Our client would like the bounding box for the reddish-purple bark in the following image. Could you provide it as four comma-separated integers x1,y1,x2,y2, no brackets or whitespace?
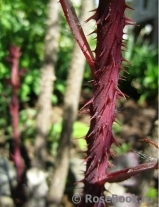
59,0,95,76
77,1,134,206
7,45,24,184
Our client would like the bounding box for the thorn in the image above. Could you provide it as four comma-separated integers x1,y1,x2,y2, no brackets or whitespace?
90,111,98,121
109,150,116,158
104,186,113,195
91,49,96,53
116,87,128,100
119,77,126,81
85,157,96,176
85,14,96,22
120,66,129,74
92,36,97,40
89,9,97,13
86,130,95,138
105,13,110,21
78,108,90,114
80,98,93,111
108,161,115,168
81,156,90,164
121,42,127,48
96,18,102,25
80,150,87,154
90,141,100,153
87,29,97,36
116,87,126,99
125,17,136,26
72,136,85,140
121,57,131,65
111,136,120,147
113,119,121,126
125,4,134,10
75,179,84,184
87,79,96,85
99,49,105,58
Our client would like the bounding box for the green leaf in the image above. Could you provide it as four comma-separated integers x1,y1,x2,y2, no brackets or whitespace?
146,187,158,199
73,121,88,150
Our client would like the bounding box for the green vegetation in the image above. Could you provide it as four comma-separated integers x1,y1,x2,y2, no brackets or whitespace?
114,143,132,155
146,187,158,199
73,121,88,150
122,36,158,103
48,120,88,155
0,0,157,152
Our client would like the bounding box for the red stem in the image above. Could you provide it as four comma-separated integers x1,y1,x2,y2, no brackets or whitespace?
8,45,24,184
59,0,96,77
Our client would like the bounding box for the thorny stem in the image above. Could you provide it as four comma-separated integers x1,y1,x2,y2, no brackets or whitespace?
7,45,24,184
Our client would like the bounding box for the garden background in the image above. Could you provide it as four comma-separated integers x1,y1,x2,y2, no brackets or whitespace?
0,0,158,207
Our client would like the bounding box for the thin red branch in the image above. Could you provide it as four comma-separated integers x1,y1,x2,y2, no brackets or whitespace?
139,138,159,149
8,45,24,184
59,0,96,77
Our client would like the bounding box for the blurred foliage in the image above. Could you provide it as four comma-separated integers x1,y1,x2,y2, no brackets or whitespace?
48,120,88,155
49,120,62,156
0,0,48,98
146,187,158,199
19,108,36,139
0,0,72,142
114,143,132,155
112,122,122,135
73,121,88,150
0,0,74,105
121,34,158,103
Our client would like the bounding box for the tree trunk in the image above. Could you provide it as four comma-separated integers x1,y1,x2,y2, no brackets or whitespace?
47,1,94,206
32,0,60,169
25,1,60,207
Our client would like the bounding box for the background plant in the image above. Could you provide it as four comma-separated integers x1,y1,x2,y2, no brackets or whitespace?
121,34,158,103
